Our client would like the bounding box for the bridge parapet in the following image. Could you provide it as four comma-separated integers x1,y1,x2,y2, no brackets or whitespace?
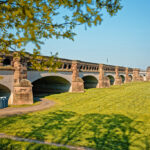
0,52,135,74
77,61,99,72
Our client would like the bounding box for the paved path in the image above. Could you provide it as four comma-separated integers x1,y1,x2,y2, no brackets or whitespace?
0,133,93,150
0,99,55,117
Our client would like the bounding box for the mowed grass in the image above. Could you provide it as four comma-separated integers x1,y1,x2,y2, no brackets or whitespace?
0,138,69,150
0,82,150,150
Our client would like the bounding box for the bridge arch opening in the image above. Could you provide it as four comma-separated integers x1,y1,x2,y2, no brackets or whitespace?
129,75,133,81
107,75,115,85
3,58,11,66
27,62,32,69
32,76,71,97
0,84,10,98
140,75,144,81
120,75,125,83
82,76,98,89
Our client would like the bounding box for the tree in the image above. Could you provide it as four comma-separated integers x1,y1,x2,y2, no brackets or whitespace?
0,0,122,70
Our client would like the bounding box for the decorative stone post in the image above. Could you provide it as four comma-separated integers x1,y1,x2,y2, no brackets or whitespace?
13,57,22,85
114,66,122,85
146,67,150,81
12,57,33,105
125,67,130,83
71,60,84,92
98,64,110,88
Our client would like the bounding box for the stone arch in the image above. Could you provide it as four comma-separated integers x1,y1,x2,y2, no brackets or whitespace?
3,58,11,66
68,64,71,69
139,75,144,81
142,74,147,81
28,71,72,84
63,64,67,69
120,75,125,83
0,83,11,98
129,75,133,81
107,75,115,85
32,76,71,97
82,75,98,89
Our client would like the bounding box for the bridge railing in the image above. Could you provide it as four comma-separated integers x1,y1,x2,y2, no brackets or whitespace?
78,62,99,72
0,53,137,74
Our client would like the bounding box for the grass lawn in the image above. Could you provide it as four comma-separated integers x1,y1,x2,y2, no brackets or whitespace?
0,82,150,150
0,138,69,150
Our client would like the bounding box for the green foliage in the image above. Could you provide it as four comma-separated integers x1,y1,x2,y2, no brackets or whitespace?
11,50,61,71
0,0,122,71
0,0,122,51
0,138,69,150
28,50,62,71
1,82,149,149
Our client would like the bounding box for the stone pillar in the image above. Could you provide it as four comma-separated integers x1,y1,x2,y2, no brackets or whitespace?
13,57,22,85
98,64,110,88
21,66,28,80
13,57,28,83
146,67,150,81
133,68,140,82
114,66,122,85
13,79,33,105
125,67,130,83
12,57,33,105
71,60,84,92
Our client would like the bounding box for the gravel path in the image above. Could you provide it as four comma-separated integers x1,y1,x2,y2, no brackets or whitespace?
0,98,55,117
0,133,93,150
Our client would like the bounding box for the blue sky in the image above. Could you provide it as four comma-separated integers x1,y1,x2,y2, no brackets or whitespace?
27,0,150,69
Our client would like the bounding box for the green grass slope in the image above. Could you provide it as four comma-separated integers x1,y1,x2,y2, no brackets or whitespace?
0,82,150,150
0,138,69,150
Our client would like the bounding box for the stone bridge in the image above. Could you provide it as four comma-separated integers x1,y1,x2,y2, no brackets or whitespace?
0,53,149,105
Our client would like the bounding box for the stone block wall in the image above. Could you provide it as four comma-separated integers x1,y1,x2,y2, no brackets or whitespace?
98,64,110,88
146,67,150,81
13,79,33,105
114,66,122,85
71,61,84,92
12,57,33,105
133,69,144,82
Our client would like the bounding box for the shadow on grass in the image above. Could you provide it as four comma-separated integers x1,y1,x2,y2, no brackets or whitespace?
0,111,149,150
0,138,69,150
